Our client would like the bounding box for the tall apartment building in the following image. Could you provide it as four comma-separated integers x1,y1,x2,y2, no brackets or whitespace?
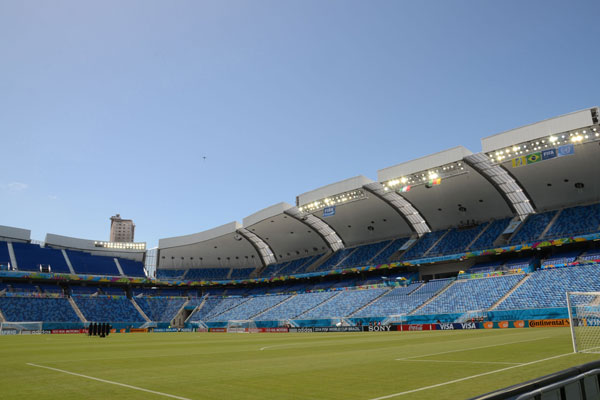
110,214,135,242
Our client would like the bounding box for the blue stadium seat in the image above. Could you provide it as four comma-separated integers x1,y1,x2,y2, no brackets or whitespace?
73,295,145,323
580,249,600,262
0,296,80,322
189,297,249,322
509,211,557,245
337,240,392,268
541,250,581,268
401,230,448,260
278,254,323,275
257,291,338,320
9,283,40,293
299,288,388,319
544,203,600,239
466,261,503,274
496,265,600,310
428,224,487,256
118,258,146,277
70,286,102,295
38,284,64,294
468,218,512,251
356,280,453,317
156,269,187,280
229,268,255,280
11,242,71,273
134,296,187,322
101,287,126,296
208,294,291,321
313,249,356,272
417,274,524,314
0,241,11,266
185,268,231,281
355,282,422,317
66,250,120,276
132,288,161,296
502,257,535,273
370,237,410,265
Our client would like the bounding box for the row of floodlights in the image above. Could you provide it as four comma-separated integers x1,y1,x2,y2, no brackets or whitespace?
299,190,366,213
384,162,465,189
94,241,146,250
489,127,599,162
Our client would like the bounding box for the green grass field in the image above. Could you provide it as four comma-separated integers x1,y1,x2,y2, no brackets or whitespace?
1,328,599,399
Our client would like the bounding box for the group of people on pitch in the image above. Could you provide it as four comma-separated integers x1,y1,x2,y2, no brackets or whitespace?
88,322,111,337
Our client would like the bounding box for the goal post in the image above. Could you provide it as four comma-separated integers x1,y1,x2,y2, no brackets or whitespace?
382,314,407,326
566,291,600,353
0,321,43,335
226,320,257,333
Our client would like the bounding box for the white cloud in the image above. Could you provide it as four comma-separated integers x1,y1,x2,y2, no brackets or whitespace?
48,194,59,200
2,182,29,193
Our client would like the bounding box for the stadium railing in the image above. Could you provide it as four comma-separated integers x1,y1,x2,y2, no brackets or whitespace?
472,359,600,400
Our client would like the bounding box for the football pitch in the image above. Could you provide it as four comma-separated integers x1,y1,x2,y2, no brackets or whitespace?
1,328,599,399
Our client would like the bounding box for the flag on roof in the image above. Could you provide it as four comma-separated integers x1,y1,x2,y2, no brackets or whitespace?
526,152,542,164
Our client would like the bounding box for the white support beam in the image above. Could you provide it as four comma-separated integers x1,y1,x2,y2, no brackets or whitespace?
464,153,534,220
363,182,431,236
236,228,277,266
284,207,344,252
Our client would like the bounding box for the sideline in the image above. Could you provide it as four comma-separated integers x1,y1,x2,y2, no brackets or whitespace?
26,363,192,400
369,352,573,399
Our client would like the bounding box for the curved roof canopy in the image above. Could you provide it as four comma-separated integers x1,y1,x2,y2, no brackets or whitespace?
158,222,266,269
378,147,515,230
157,107,599,270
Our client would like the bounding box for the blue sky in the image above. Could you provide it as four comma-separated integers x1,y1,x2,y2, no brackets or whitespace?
1,0,599,246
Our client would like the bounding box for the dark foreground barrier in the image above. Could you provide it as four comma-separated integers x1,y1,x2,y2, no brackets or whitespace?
472,360,600,400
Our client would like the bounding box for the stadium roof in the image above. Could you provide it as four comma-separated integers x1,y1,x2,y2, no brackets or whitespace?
0,225,31,242
481,107,600,212
157,107,600,270
297,176,418,245
158,222,267,270
378,146,515,230
243,202,339,262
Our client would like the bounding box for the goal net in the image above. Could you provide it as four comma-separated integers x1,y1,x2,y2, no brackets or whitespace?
382,314,407,326
0,321,43,335
455,310,485,323
227,320,257,333
566,291,600,353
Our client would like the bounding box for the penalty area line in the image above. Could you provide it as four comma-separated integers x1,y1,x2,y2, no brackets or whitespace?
369,352,574,400
26,363,192,400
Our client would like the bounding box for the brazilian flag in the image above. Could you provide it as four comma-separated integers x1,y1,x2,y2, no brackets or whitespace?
526,152,542,165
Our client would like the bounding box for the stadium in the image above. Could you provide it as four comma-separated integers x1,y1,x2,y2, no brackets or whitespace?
1,107,600,399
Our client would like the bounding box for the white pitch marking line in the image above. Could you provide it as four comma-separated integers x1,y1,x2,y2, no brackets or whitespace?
27,363,192,400
369,352,573,400
395,336,549,361
400,359,522,365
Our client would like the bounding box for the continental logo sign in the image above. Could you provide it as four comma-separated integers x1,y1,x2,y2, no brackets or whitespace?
529,319,570,328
